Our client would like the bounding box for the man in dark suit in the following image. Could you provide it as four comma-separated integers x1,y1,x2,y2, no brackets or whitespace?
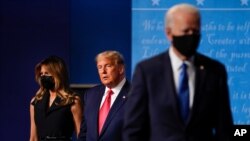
123,3,233,141
78,50,130,141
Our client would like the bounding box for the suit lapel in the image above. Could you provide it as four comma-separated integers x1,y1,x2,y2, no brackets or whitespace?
188,54,207,123
35,91,63,115
99,80,130,135
47,96,65,114
95,86,106,137
164,52,207,127
35,91,49,117
163,52,184,126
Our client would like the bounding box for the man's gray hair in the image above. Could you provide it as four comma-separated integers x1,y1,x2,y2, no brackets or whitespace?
165,3,200,29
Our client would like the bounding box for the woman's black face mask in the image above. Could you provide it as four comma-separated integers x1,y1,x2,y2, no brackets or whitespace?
172,34,201,58
40,75,55,90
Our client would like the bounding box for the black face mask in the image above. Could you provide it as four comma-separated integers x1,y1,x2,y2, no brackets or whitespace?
40,75,55,90
172,34,200,58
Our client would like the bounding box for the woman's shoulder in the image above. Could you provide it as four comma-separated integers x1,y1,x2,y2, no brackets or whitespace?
70,94,83,111
72,94,82,105
30,97,36,105
64,91,82,106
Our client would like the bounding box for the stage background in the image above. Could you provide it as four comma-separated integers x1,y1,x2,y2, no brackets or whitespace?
0,0,130,140
132,0,250,124
1,0,249,140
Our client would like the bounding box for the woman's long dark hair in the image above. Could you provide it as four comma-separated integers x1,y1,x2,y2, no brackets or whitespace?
34,56,75,106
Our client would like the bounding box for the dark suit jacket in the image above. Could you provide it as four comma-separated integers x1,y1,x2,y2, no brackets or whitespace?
123,51,233,141
78,80,130,141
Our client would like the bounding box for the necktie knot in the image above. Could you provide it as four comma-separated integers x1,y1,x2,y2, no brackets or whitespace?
181,63,187,71
107,89,114,97
179,63,188,91
106,89,113,103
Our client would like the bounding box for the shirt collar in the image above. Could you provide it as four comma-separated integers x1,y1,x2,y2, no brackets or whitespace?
105,78,126,95
169,47,194,70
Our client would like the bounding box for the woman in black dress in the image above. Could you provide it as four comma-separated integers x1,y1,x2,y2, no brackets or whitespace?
29,56,83,141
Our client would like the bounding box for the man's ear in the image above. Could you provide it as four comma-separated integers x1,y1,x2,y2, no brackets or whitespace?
119,65,125,75
166,27,173,41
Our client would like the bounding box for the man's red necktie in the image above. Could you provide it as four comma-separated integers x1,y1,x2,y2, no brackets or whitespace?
98,89,113,134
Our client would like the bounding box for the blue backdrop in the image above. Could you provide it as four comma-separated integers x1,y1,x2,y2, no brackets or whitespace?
132,0,250,124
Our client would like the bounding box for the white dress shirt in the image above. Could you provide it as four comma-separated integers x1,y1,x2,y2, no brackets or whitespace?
100,78,126,108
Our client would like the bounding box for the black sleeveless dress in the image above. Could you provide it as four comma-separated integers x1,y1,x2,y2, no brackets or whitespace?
32,92,74,141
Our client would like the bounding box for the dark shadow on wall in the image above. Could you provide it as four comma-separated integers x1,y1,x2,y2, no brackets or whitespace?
0,0,131,140
0,0,70,140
